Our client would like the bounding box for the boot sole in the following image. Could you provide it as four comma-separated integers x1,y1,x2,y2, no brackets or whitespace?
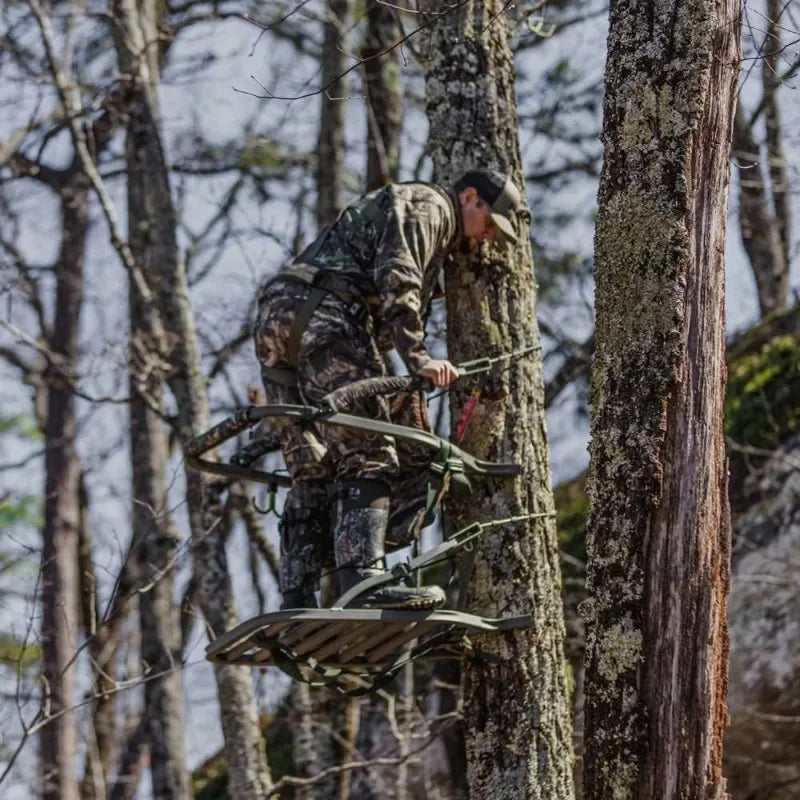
350,596,445,611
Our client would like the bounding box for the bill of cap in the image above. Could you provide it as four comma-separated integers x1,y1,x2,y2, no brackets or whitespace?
488,175,521,243
490,211,517,243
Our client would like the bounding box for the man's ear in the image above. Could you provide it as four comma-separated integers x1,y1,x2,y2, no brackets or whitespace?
458,186,478,207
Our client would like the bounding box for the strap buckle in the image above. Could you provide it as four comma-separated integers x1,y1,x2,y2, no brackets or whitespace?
430,457,465,475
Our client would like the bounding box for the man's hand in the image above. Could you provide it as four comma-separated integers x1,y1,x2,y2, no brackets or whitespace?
418,359,459,388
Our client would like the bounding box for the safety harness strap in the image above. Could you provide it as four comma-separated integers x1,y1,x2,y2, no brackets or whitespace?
261,266,366,387
286,286,327,366
261,365,297,387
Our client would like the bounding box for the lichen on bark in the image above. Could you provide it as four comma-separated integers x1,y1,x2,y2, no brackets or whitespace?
584,1,740,798
420,2,574,797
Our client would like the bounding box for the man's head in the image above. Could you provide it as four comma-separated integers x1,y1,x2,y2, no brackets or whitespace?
453,168,522,245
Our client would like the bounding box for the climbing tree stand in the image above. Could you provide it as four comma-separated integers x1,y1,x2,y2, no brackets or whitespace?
205,608,533,694
186,375,541,693
203,517,537,693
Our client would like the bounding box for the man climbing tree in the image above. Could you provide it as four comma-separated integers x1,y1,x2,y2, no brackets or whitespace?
254,169,522,610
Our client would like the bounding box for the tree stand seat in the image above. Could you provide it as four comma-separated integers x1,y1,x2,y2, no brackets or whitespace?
205,608,534,694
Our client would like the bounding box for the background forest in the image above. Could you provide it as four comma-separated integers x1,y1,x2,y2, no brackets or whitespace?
1,0,798,798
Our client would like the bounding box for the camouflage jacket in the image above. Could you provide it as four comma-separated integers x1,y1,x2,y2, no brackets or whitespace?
286,182,461,373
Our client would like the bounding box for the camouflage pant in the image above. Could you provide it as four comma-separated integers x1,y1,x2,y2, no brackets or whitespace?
253,275,443,592
254,276,399,482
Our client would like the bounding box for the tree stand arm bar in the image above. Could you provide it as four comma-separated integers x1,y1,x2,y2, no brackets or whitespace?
185,404,522,484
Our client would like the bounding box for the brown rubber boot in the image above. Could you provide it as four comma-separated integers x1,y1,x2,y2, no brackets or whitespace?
332,478,445,610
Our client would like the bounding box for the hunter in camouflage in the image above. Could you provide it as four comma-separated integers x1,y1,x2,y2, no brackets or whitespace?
253,169,522,610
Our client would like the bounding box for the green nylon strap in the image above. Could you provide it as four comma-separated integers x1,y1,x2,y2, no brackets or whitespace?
263,269,366,376
261,365,297,387
286,286,327,367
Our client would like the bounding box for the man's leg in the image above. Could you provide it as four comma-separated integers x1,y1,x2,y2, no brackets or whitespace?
297,313,445,610
278,480,331,609
255,281,334,609
385,389,446,550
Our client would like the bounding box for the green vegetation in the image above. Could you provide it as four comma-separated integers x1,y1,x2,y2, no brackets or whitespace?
0,413,42,440
0,633,41,670
552,304,800,544
554,472,588,580
0,494,42,529
725,320,800,448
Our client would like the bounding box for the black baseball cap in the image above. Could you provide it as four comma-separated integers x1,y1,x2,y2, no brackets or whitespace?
455,168,522,243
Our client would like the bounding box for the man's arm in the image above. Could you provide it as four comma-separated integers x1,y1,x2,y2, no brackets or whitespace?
418,359,459,387
373,193,454,376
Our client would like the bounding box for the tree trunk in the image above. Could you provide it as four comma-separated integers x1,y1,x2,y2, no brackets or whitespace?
316,0,351,225
113,3,189,796
762,0,791,270
420,3,575,797
128,323,187,799
78,473,117,800
112,2,273,794
39,177,88,800
732,105,787,317
362,1,403,190
583,1,740,798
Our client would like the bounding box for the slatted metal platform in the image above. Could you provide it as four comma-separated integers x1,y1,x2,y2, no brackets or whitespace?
206,608,534,686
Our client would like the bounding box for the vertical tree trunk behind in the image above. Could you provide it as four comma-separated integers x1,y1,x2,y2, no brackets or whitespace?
362,2,403,190
294,8,359,788
117,5,188,792
316,0,351,225
732,106,787,317
39,177,88,800
127,304,187,799
112,1,273,794
78,474,120,800
420,3,575,798
583,1,740,798
763,0,791,270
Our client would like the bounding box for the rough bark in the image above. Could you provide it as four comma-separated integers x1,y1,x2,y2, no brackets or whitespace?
362,1,403,190
420,3,574,797
39,176,88,800
583,1,740,798
316,0,351,225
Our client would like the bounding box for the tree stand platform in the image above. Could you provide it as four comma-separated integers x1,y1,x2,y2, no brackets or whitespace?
205,607,534,693
186,377,549,693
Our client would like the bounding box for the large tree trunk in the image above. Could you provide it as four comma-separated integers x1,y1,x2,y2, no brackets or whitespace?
112,1,273,794
362,1,403,190
420,3,575,798
39,176,88,800
583,1,740,798
128,316,187,799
